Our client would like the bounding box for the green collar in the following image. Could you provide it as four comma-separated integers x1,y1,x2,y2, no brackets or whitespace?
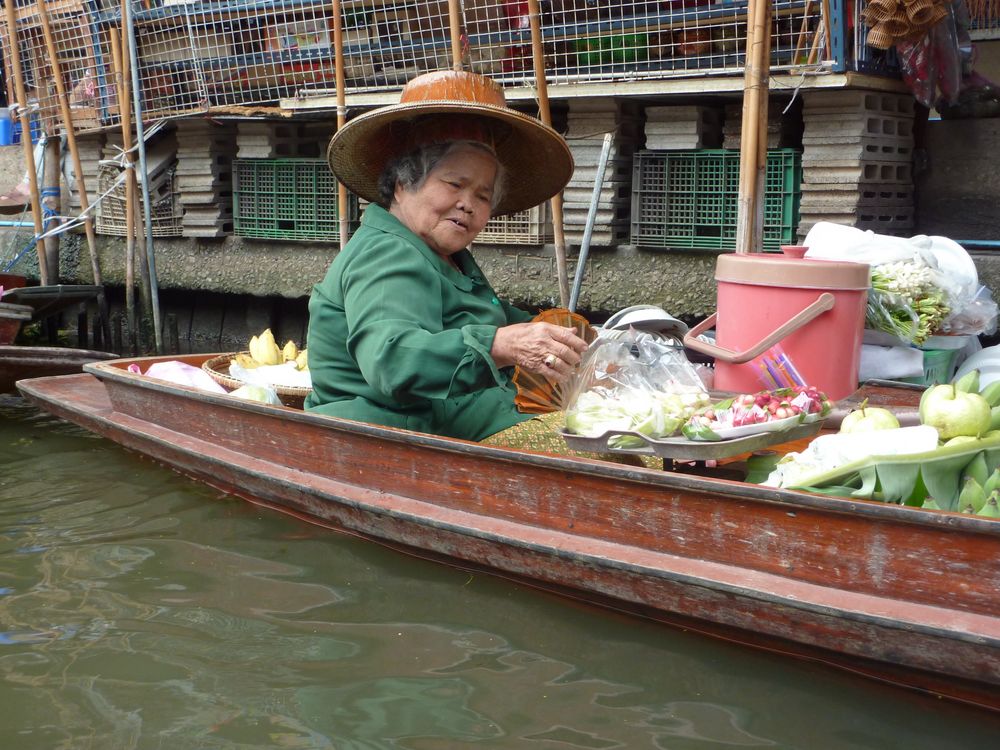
361,204,478,291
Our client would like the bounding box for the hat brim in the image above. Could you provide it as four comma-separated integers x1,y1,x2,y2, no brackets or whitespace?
328,101,574,217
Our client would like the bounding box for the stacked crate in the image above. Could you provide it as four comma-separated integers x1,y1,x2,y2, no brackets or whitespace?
643,106,722,150
67,132,105,219
236,121,332,159
722,103,784,150
95,130,182,237
236,121,303,159
175,119,236,237
562,100,640,246
798,91,915,238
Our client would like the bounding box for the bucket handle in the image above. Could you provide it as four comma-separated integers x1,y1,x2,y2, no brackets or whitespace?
683,292,836,364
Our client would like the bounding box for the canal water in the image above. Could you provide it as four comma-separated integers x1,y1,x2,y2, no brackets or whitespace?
1,395,998,749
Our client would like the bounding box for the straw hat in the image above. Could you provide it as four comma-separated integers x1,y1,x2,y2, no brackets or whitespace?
327,70,574,216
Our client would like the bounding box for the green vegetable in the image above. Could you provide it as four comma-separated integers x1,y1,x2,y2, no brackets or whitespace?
789,435,1000,511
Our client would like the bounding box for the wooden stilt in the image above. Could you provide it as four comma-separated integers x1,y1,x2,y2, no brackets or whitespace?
2,2,50,284
35,0,111,343
109,28,137,353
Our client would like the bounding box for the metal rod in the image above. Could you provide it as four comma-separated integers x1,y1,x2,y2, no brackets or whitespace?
569,133,613,314
2,0,50,284
36,0,111,342
331,0,350,248
526,0,569,308
124,0,164,353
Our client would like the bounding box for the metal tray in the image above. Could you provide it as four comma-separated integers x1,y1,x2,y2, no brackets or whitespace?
559,420,824,462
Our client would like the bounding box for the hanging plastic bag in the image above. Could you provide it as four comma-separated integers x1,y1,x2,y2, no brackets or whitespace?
563,330,710,447
896,4,963,108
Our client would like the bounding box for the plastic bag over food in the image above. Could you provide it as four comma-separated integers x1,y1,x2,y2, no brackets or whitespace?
230,360,312,390
229,383,282,405
563,330,710,447
132,360,228,393
803,222,978,343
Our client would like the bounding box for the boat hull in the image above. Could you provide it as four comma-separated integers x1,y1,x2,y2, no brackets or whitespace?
1,345,116,393
16,357,1000,712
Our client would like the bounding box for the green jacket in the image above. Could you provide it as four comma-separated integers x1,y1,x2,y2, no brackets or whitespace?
305,204,534,440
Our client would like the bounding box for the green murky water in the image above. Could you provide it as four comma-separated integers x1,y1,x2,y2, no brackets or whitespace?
1,395,998,749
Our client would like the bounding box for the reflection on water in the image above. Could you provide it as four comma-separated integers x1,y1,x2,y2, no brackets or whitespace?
1,394,999,749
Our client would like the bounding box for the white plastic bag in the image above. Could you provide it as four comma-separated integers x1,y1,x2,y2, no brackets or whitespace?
140,361,228,394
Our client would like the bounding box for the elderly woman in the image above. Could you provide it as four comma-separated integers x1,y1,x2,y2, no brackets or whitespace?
306,71,588,441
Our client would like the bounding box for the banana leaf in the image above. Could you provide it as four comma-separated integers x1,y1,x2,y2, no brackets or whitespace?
791,434,1000,511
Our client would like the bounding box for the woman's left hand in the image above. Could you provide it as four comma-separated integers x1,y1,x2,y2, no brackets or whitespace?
490,322,589,382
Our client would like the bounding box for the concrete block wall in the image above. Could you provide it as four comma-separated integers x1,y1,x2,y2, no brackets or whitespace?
798,90,916,238
562,99,639,247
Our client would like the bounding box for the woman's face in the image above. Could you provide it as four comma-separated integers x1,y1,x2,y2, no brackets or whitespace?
391,144,498,257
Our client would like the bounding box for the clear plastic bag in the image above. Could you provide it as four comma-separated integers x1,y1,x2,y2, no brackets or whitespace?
940,286,999,336
897,5,963,108
563,330,710,446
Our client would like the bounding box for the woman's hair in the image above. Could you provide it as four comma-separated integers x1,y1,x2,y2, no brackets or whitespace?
377,140,506,211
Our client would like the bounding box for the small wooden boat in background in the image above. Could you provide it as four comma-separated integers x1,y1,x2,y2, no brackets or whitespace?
0,301,32,345
0,345,116,393
15,353,1000,713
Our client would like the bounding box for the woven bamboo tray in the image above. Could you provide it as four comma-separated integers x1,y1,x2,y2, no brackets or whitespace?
202,352,311,409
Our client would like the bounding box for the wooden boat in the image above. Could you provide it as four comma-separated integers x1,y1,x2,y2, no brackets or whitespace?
0,345,117,393
15,353,1000,712
0,300,32,345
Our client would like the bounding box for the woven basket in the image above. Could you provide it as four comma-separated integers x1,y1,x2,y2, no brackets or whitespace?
866,23,896,50
202,352,312,409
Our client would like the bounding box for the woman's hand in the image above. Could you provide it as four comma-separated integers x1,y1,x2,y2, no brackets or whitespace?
491,322,590,382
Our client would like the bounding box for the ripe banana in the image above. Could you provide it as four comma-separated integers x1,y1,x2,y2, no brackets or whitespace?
249,328,282,365
295,349,308,371
282,340,299,362
233,353,261,369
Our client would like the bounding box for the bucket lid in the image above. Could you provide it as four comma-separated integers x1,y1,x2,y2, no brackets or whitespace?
715,253,870,290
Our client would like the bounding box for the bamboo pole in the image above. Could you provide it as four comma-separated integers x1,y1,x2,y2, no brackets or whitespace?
793,0,814,65
752,7,772,255
2,2,51,284
120,8,151,335
735,0,771,255
526,0,569,308
123,0,164,353
109,28,137,353
331,0,350,248
36,0,112,342
447,0,462,70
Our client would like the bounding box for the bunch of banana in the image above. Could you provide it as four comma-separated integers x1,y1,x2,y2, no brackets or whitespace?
945,466,1000,517
248,328,283,365
280,339,309,371
237,328,309,371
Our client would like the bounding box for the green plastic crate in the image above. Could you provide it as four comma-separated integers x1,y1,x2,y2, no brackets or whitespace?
234,158,358,242
630,149,801,252
899,348,959,386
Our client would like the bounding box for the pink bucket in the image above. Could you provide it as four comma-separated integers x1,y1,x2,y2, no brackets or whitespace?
684,250,870,401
